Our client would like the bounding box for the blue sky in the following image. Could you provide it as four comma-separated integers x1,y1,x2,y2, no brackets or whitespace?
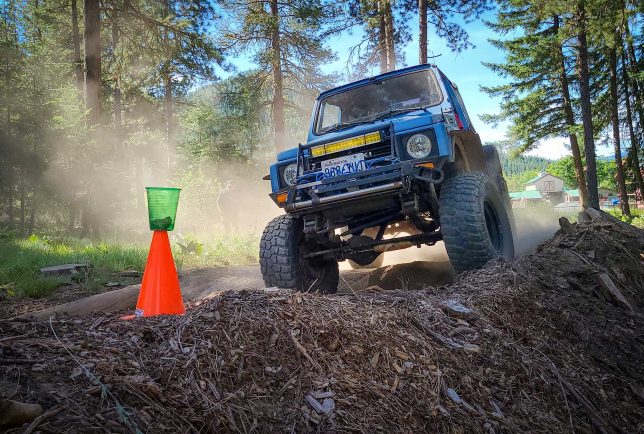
217,8,614,160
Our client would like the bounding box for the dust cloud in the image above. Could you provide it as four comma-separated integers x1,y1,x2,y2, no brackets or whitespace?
339,206,562,276
511,207,561,257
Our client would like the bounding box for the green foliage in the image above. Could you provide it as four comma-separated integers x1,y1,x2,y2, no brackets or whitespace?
497,151,551,177
481,2,573,154
547,156,578,188
548,155,617,190
0,233,146,297
488,143,551,191
0,230,259,298
607,209,644,229
505,170,541,192
483,0,642,207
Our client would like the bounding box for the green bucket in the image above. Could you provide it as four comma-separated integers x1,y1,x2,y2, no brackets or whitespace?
146,187,181,231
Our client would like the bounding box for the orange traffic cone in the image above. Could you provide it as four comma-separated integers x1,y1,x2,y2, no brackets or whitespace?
134,230,185,317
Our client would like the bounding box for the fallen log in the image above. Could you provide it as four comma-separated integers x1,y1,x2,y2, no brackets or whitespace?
0,399,43,428
14,284,141,321
597,273,636,314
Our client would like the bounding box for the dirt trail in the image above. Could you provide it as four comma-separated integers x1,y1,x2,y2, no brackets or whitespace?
1,210,642,433
186,206,557,295
183,257,454,295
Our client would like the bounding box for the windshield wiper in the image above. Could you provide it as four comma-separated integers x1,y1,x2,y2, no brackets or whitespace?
323,119,374,134
370,106,427,123
322,106,428,134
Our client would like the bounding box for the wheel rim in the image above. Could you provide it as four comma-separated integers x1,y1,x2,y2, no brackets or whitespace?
484,200,502,252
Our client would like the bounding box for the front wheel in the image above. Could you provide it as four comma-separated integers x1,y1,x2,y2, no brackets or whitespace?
439,172,514,272
259,215,339,294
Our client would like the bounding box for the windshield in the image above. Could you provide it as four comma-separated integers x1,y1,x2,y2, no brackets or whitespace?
315,69,443,135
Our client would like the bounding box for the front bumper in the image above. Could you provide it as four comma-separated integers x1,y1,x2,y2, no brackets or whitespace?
270,159,445,213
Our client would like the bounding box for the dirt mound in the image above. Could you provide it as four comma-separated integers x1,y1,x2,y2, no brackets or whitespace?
368,260,455,290
1,211,643,433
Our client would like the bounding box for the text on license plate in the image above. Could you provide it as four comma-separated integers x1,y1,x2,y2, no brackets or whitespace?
321,153,366,178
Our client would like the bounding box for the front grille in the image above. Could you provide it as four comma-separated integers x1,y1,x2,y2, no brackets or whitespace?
307,138,392,172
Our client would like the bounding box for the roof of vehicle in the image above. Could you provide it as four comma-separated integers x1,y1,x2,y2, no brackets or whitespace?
317,64,442,100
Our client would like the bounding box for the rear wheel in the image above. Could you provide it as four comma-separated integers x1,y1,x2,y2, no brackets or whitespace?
260,215,339,294
439,172,514,272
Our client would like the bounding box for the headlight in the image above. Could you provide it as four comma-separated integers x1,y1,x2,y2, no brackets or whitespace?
406,133,432,159
282,163,298,186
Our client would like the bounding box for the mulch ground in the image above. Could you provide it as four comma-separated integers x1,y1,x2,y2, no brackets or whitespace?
1,210,643,433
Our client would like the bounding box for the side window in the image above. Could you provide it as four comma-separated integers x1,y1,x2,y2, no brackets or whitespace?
319,103,341,130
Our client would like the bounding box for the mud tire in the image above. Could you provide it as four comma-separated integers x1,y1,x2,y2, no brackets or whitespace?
439,171,514,272
260,214,339,294
483,145,512,210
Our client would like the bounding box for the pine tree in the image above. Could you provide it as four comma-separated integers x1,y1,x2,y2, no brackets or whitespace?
346,0,411,75
220,0,339,153
404,0,491,63
481,1,589,207
574,1,600,209
84,0,101,125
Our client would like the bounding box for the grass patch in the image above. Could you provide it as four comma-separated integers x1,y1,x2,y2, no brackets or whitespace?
0,231,259,298
17,276,68,298
607,208,644,229
0,233,148,298
173,232,260,269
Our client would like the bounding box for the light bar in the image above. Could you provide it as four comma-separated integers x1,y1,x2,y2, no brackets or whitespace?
311,131,382,157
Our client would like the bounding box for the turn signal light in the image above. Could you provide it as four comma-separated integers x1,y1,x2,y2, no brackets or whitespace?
415,162,435,169
276,192,288,204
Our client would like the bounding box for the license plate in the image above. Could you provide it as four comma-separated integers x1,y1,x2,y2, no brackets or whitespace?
321,153,366,178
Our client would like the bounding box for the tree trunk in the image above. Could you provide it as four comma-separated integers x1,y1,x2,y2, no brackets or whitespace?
164,72,173,165
622,52,644,199
4,36,13,229
71,0,83,90
135,156,144,211
112,8,122,152
162,0,174,165
378,1,387,73
68,195,77,232
383,0,395,71
270,0,285,153
554,15,587,208
609,43,630,215
84,0,101,125
7,184,14,230
624,22,644,137
19,173,25,234
28,194,35,235
575,3,599,209
418,0,427,64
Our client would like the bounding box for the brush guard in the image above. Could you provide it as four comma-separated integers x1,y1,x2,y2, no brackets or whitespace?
274,159,445,213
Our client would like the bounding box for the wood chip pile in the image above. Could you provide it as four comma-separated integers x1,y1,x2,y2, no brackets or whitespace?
1,210,643,433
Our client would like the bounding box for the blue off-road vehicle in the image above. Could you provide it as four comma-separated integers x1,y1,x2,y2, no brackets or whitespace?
260,64,514,293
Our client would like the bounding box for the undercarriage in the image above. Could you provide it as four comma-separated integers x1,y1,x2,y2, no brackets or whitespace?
294,164,445,266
